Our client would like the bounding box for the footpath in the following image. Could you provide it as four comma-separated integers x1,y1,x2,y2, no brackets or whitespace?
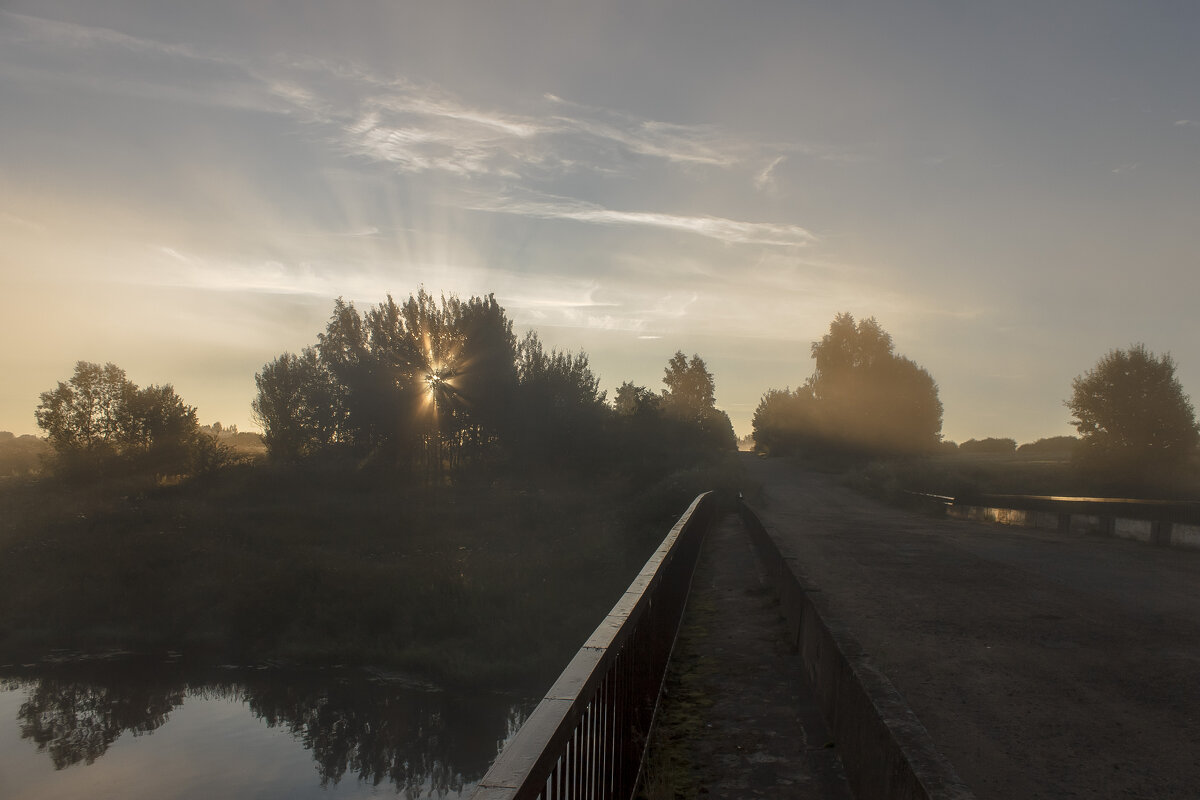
642,512,853,799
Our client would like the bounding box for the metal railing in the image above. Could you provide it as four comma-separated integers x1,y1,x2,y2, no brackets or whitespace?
471,492,714,800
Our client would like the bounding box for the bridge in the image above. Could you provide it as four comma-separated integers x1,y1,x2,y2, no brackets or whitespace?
472,454,1200,798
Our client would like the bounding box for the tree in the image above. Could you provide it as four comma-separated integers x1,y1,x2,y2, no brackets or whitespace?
1067,344,1199,477
807,313,942,454
754,313,943,456
959,437,1017,454
35,361,213,477
751,387,817,455
512,332,608,467
614,382,660,417
253,291,520,472
252,348,342,461
661,352,716,424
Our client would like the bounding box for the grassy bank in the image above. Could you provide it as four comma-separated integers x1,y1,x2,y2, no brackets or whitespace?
0,459,739,692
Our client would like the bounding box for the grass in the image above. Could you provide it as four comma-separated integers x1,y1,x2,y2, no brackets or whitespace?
0,456,743,693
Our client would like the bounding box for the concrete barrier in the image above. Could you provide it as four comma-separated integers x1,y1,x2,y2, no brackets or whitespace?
741,500,974,800
1113,518,1153,543
949,504,1200,551
1173,523,1200,549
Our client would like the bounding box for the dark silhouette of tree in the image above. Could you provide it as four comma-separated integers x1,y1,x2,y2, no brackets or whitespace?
656,352,736,457
1067,344,1199,480
614,382,660,417
253,291,742,483
0,431,50,477
1016,436,1078,457
753,313,942,456
661,352,716,424
959,437,1017,454
35,362,216,477
751,387,818,456
511,332,608,468
252,348,342,461
254,291,519,473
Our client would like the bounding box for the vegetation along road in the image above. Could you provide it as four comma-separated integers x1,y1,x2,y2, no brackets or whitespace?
746,455,1200,799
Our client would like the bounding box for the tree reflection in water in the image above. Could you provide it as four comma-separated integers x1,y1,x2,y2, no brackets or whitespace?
17,673,184,768
3,662,526,796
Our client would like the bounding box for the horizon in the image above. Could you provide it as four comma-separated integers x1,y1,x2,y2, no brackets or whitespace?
3,2,1198,442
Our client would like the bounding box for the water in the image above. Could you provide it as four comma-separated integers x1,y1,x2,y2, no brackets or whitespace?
0,657,527,800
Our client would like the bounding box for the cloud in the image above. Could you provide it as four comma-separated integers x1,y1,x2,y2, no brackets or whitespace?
0,10,199,59
470,196,817,247
1175,120,1199,128
754,156,786,191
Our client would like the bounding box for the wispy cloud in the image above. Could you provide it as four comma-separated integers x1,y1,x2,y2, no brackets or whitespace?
1,10,199,59
470,196,817,247
754,156,786,191
3,12,826,253
1175,120,1199,128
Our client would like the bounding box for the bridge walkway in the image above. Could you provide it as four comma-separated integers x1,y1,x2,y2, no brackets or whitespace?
742,454,1200,799
641,511,853,799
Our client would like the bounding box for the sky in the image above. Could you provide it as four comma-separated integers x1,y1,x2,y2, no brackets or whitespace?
2,0,1198,442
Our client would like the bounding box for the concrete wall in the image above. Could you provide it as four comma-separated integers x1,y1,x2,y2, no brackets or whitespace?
1113,518,1152,543
948,505,1200,550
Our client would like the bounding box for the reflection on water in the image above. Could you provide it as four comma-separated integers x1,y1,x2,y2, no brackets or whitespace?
0,657,526,799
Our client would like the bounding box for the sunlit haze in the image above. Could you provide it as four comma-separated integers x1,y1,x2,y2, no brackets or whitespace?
3,1,1198,442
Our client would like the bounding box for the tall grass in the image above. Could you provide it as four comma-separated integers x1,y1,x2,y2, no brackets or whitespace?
0,461,729,692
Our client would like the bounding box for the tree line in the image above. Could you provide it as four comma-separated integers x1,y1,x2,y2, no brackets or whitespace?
752,313,1199,486
27,296,1199,488
251,289,735,479
30,289,735,482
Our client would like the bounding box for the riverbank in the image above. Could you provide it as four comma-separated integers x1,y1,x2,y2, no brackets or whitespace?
0,460,738,693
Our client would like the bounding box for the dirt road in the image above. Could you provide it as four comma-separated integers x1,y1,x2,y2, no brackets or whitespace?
745,455,1200,799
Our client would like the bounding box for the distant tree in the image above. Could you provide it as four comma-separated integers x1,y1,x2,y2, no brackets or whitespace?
659,352,736,455
959,437,1017,454
1016,436,1078,457
1067,345,1199,478
751,387,818,455
753,313,942,457
0,432,49,477
512,332,608,467
252,348,342,461
614,382,660,417
661,352,717,424
808,313,942,454
35,361,214,477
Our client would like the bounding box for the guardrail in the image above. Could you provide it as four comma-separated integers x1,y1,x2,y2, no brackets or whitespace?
471,492,715,800
945,493,1200,549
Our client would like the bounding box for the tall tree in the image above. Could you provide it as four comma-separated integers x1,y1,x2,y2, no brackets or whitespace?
755,313,942,455
661,352,716,424
252,348,342,461
36,361,212,476
1067,344,1199,477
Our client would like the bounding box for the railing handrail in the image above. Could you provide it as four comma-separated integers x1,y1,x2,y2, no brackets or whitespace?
472,492,714,800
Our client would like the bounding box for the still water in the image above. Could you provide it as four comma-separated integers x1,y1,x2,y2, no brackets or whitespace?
0,656,527,800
